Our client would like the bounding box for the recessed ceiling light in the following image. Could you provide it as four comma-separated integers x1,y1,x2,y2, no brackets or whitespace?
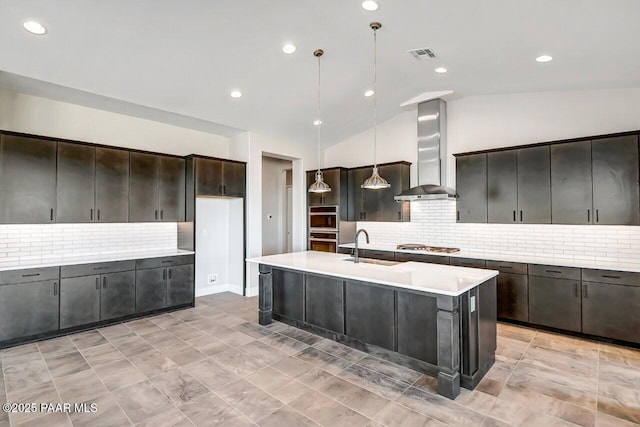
313,119,322,126
364,89,375,97
230,90,242,98
23,20,47,35
361,1,379,11
282,43,297,54
536,55,553,63
435,67,448,74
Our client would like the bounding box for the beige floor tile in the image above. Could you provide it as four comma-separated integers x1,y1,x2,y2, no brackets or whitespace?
44,351,91,378
313,339,367,363
93,358,147,391
54,368,108,403
79,342,124,369
211,348,265,377
355,355,422,385
37,336,77,357
374,401,447,427
5,381,61,425
238,340,289,365
129,348,178,377
113,380,172,424
315,375,391,418
245,366,310,403
216,378,284,423
395,386,486,427
179,392,254,427
295,347,352,375
290,390,371,427
3,358,51,394
150,368,209,405
136,406,193,427
259,333,309,355
338,364,409,400
182,358,240,390
259,406,319,427
68,392,131,427
71,330,108,349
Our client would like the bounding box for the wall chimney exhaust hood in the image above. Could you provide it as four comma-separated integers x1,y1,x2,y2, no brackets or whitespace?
395,99,457,201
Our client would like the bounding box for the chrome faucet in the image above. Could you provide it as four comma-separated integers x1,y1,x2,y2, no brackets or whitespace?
353,229,370,263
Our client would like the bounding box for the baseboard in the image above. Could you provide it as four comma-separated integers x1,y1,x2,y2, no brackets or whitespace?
195,283,244,297
245,286,258,297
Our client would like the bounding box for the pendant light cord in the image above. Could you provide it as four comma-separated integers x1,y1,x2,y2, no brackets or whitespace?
373,26,378,168
316,53,322,173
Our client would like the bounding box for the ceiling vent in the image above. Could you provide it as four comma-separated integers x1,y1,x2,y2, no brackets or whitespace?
408,47,436,60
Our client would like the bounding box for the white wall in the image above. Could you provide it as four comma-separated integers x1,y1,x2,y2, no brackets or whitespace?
261,156,292,256
0,88,230,157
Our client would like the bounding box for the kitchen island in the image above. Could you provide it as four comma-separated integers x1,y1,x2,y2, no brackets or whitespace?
247,250,499,399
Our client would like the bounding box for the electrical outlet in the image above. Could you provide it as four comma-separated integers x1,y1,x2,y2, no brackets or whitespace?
207,274,218,285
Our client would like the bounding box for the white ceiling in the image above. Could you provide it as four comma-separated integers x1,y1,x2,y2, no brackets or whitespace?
1,0,639,146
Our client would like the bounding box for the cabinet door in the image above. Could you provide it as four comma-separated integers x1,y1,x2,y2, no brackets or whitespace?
272,269,304,321
582,282,640,344
305,274,344,334
56,142,95,223
345,281,395,351
528,276,581,332
307,171,323,206
195,158,223,196
167,264,194,306
0,134,57,224
321,169,341,206
130,152,159,222
487,151,517,223
551,141,593,224
60,276,101,329
456,154,487,223
592,135,640,225
95,147,129,222
397,291,438,364
517,146,551,224
0,280,59,342
136,268,167,312
362,174,380,221
348,168,368,221
496,273,528,322
376,164,409,222
100,271,135,321
222,161,246,197
158,156,185,221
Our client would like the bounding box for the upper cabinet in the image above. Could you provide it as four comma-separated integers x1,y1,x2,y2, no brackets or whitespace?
307,168,348,218
56,142,96,223
0,134,57,224
130,152,185,222
347,162,411,222
95,147,130,222
194,157,246,198
456,131,640,226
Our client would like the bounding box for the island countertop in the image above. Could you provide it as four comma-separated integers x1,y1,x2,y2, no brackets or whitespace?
247,250,498,297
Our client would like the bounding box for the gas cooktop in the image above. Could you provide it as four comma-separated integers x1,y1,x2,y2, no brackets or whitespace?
396,243,460,254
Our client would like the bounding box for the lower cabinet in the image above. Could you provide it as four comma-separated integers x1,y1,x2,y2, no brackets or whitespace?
528,276,581,332
345,281,395,351
0,279,59,342
135,258,195,313
60,275,101,329
396,291,438,364
101,271,136,321
136,268,168,313
272,269,304,321
395,252,450,265
582,281,640,344
496,273,529,322
305,274,345,334
167,264,195,306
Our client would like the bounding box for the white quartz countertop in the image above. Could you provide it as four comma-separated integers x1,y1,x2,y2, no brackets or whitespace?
340,242,640,273
0,249,195,272
247,251,498,297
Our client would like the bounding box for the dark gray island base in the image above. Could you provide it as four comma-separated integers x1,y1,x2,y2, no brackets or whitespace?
258,263,497,399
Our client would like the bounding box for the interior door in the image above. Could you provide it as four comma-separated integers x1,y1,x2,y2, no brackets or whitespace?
158,156,185,221
130,152,160,222
517,146,551,223
487,151,517,223
0,134,58,224
551,141,593,224
95,147,130,222
100,271,136,321
56,142,96,223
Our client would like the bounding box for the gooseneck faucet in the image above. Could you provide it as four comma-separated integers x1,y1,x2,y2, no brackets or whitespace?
354,229,370,263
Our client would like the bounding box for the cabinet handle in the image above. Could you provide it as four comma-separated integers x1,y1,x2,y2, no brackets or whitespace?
457,211,460,221
574,283,579,298
513,210,516,222
163,269,166,280
596,209,599,223
587,209,590,222
155,210,158,220
397,212,401,220
583,284,588,298
50,208,54,221
160,210,164,220
97,209,100,221
499,265,513,269
93,266,108,271
602,274,621,279
161,260,173,264
223,185,227,194
90,209,93,221
53,282,58,296
95,277,99,290
520,210,523,222
545,269,562,274
168,269,172,279
103,277,107,289
22,273,40,278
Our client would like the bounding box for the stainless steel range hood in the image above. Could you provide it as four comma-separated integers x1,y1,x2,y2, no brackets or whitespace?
395,99,457,201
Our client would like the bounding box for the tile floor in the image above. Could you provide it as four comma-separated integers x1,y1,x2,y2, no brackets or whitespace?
1,292,639,426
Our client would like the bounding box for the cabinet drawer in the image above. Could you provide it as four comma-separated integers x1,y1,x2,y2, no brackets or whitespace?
528,264,581,280
394,252,450,265
0,267,60,285
61,260,136,278
581,269,640,286
337,247,353,255
485,261,527,275
136,255,195,270
359,249,395,261
450,257,486,268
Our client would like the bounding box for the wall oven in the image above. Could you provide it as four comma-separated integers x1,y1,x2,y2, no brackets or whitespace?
308,206,338,229
309,230,338,253
308,206,355,253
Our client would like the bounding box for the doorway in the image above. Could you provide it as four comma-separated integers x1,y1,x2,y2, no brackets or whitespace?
261,156,293,256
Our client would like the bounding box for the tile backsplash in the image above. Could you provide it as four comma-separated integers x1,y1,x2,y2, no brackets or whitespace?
0,223,178,267
357,200,640,263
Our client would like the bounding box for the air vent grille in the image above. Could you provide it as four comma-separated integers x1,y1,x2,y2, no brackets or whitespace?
408,47,436,60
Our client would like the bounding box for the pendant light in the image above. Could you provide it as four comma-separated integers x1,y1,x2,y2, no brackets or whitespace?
308,49,331,194
362,22,390,190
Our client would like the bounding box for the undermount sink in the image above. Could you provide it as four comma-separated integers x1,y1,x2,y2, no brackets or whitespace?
343,257,399,266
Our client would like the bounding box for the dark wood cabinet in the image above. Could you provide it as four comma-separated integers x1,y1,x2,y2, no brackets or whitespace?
135,267,167,313
0,134,57,224
95,147,130,222
347,163,410,222
582,282,640,344
345,281,395,351
100,271,136,321
496,272,528,322
528,276,581,332
272,269,304,321
348,168,370,221
195,157,245,197
167,264,194,306
56,142,96,223
305,274,344,334
130,152,185,222
0,279,59,342
591,135,640,225
60,275,101,329
517,146,551,224
487,151,517,223
396,291,438,364
551,141,593,224
307,168,348,216
394,252,450,265
456,153,487,223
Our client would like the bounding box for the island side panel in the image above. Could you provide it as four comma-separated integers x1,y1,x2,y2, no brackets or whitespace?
436,295,461,399
396,291,438,365
478,277,497,376
345,280,395,351
258,264,272,325
305,274,345,334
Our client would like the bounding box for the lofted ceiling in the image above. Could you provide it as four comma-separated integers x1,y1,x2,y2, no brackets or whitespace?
1,0,639,147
